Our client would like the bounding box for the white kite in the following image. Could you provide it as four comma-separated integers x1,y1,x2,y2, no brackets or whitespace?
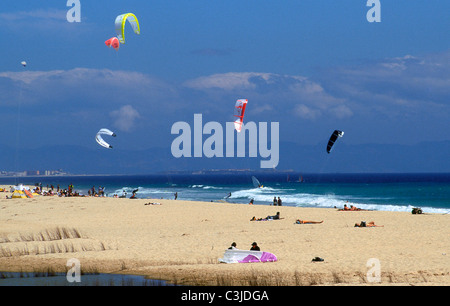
96,128,116,149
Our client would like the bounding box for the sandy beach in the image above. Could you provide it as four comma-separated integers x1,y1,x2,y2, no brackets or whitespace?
0,185,449,286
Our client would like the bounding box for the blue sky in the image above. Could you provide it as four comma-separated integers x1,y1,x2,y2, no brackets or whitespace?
0,1,449,173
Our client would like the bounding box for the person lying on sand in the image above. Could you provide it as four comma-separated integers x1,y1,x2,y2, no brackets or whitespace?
144,202,162,205
250,212,283,221
338,204,367,211
354,221,383,227
350,205,367,211
295,219,323,224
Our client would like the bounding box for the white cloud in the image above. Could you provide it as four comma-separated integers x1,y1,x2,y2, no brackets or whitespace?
183,72,273,90
294,104,321,120
0,9,67,21
319,50,450,119
0,8,93,36
0,68,176,108
183,71,352,120
110,105,141,132
252,104,273,114
330,105,353,119
0,70,64,85
2,50,447,140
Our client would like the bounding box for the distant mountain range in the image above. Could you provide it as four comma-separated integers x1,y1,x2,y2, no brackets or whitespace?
1,140,449,175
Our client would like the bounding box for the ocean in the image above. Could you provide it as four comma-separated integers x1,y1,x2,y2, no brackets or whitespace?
2,172,450,214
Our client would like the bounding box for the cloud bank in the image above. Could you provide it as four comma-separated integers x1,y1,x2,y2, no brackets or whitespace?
1,50,449,148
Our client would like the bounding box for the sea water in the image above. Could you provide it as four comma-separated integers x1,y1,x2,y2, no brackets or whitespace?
2,172,450,214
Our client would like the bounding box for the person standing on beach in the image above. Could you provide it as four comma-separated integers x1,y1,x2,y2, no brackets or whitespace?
174,192,178,200
277,197,282,206
273,197,277,206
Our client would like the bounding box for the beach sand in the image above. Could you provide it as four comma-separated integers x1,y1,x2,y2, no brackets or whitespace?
0,185,449,286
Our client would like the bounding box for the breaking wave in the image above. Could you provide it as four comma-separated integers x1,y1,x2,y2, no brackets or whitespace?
105,183,450,214
189,185,224,190
228,188,449,214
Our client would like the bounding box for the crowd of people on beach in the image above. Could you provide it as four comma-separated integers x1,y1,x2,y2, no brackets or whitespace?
3,183,110,198
41,184,108,197
40,183,97,197
88,186,106,197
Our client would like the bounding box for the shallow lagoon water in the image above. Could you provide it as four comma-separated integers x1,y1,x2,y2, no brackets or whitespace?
0,272,173,286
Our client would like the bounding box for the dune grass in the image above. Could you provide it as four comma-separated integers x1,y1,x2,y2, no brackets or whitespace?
0,227,109,258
